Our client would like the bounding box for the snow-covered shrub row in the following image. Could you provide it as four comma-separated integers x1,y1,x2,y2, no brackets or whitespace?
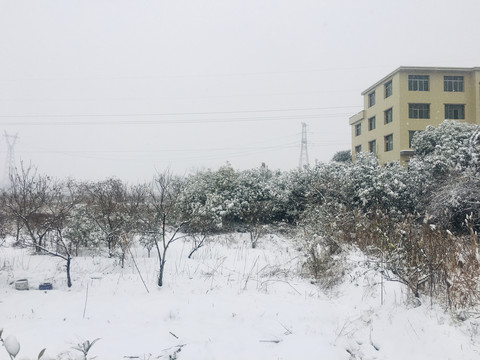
0,121,478,305
302,120,480,308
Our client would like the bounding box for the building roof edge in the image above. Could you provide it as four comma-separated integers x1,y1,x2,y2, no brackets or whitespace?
361,66,479,95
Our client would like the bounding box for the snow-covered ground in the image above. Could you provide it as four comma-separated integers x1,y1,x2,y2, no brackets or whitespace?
1,233,479,360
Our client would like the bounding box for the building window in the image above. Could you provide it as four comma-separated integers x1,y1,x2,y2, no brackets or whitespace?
355,145,361,154
368,91,376,107
384,108,393,124
355,123,361,136
368,140,376,153
444,76,464,92
368,116,376,131
384,134,393,152
409,103,430,119
384,80,392,98
409,130,419,148
445,104,465,119
408,75,429,91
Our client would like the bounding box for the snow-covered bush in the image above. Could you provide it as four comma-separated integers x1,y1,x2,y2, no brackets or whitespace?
410,120,479,175
347,152,416,216
182,164,243,231
331,149,351,163
426,171,480,233
410,120,480,233
235,166,277,247
267,167,313,225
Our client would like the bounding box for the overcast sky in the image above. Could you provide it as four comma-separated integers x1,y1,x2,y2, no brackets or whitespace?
1,0,479,183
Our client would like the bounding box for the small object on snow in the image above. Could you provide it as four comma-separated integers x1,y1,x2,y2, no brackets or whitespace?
456,311,469,322
14,279,29,291
39,282,53,290
408,297,422,308
4,335,21,357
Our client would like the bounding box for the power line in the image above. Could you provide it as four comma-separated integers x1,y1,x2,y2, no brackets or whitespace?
0,65,392,82
0,105,359,119
0,113,355,126
18,142,299,164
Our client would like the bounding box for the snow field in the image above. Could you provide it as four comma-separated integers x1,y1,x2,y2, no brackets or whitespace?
1,233,479,359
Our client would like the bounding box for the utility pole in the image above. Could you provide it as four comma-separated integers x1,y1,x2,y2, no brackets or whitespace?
299,123,309,168
3,131,19,184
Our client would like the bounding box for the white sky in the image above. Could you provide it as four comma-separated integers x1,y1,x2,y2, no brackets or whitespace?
1,0,479,183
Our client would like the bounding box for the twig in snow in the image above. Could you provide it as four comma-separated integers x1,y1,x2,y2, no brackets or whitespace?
260,279,301,295
123,233,150,294
407,319,419,338
169,331,179,339
278,321,293,335
83,282,89,319
259,339,282,344
243,256,259,290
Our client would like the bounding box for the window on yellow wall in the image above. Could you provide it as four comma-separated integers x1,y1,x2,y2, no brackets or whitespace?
409,103,430,119
368,91,375,107
368,140,376,153
384,80,392,98
384,134,393,152
384,108,393,124
408,75,429,91
355,145,361,154
368,116,376,130
355,123,361,136
444,76,464,92
445,104,465,119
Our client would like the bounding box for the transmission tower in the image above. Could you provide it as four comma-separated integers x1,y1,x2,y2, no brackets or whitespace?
299,122,309,168
3,131,19,183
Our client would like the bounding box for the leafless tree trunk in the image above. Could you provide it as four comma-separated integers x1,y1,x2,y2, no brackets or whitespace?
139,172,187,287
187,233,208,259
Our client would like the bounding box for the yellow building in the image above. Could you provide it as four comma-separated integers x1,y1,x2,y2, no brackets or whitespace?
349,66,480,164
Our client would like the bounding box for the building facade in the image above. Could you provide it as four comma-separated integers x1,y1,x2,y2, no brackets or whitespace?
349,66,480,164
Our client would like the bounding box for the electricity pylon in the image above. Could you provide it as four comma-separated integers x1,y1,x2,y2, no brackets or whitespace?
3,131,19,184
299,123,309,168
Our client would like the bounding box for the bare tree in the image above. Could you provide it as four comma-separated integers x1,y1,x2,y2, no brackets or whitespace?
34,180,81,287
82,178,129,259
3,164,82,287
0,192,9,244
139,172,187,287
119,183,147,267
180,205,215,259
3,163,53,252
